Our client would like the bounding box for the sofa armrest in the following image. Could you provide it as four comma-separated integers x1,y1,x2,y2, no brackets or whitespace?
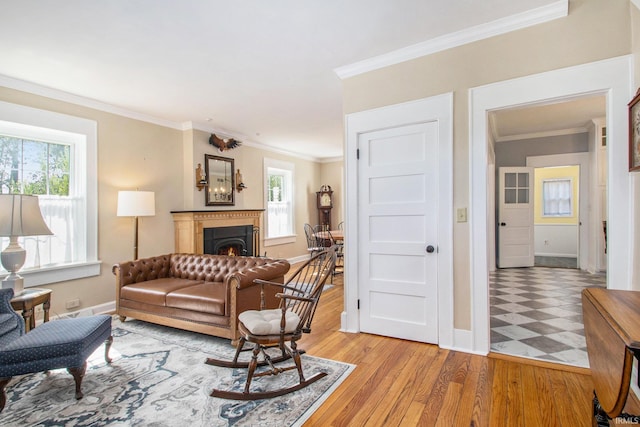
112,255,172,287
227,259,291,290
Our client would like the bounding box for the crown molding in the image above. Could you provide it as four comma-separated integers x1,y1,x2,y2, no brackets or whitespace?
632,0,640,11
495,126,588,143
183,121,328,163
0,74,183,130
0,75,341,163
335,0,568,79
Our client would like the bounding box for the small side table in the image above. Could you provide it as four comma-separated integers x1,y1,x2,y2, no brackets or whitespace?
10,288,52,332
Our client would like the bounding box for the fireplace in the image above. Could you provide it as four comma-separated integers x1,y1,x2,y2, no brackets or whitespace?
203,225,255,256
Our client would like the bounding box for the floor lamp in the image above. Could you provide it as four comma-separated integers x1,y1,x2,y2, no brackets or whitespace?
117,191,155,260
0,194,53,295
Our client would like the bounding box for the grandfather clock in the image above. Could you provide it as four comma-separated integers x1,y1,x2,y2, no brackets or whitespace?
316,185,333,230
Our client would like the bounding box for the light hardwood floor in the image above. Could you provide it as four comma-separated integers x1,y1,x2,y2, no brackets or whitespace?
298,277,597,426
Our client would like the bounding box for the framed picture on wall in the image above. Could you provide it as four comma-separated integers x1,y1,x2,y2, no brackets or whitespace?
628,88,640,172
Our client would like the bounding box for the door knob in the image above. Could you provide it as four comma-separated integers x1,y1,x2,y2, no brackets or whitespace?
426,245,435,253
500,222,506,226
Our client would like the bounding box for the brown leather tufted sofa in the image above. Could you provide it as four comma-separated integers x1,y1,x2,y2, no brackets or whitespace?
112,253,290,342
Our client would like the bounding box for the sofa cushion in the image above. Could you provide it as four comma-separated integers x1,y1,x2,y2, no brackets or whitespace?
239,309,300,335
166,282,226,316
120,278,203,306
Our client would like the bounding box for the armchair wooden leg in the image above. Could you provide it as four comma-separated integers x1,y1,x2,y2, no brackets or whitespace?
68,362,87,400
0,377,11,412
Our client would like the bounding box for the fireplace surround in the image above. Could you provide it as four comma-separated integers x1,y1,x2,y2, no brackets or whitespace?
171,210,263,254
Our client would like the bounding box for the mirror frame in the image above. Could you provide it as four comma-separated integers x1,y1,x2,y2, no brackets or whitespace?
204,154,235,206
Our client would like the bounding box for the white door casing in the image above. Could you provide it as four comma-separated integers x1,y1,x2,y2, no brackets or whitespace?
470,55,632,355
358,122,439,343
343,93,454,348
498,167,534,268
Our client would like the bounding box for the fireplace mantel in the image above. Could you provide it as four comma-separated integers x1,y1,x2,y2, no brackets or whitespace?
171,210,263,254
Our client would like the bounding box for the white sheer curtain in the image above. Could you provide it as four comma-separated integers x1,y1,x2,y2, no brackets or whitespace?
542,179,572,216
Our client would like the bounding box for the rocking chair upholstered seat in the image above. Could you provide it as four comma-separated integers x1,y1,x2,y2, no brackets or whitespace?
238,309,300,335
207,246,337,400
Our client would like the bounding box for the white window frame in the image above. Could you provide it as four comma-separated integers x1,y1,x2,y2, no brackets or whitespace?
263,158,295,246
542,177,573,217
0,101,99,287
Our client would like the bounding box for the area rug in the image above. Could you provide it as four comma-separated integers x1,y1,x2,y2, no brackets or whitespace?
0,317,354,426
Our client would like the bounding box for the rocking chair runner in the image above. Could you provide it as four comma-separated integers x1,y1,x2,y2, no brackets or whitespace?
207,246,337,400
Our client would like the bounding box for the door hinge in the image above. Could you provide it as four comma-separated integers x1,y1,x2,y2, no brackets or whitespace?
356,148,360,159
357,299,360,309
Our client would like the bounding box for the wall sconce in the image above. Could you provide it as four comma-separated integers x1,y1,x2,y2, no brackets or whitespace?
196,163,207,191
236,169,247,192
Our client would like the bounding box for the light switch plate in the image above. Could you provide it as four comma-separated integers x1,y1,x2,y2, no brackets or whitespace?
457,208,467,223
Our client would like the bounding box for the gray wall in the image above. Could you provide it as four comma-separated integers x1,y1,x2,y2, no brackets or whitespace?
495,132,589,168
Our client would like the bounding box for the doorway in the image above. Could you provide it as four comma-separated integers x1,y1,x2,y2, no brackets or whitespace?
469,55,632,355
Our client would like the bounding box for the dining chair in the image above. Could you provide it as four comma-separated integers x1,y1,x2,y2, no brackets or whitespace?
327,229,344,280
304,223,325,258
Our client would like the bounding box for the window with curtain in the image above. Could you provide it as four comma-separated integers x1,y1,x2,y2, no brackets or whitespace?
542,178,573,217
264,158,295,244
0,101,98,285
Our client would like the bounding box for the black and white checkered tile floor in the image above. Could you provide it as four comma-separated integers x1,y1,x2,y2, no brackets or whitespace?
490,267,606,367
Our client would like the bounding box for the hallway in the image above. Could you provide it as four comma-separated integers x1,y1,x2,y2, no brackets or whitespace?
489,267,606,367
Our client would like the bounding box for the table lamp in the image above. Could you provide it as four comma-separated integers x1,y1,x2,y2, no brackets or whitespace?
117,190,155,260
0,194,53,295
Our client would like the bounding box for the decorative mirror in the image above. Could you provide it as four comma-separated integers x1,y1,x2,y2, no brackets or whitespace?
205,154,234,206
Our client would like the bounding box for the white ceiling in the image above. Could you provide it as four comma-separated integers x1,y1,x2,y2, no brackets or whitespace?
1,1,564,160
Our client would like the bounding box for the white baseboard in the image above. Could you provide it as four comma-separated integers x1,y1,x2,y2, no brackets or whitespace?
438,328,487,355
50,301,116,321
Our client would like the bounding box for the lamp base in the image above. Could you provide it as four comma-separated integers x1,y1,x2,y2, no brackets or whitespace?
2,274,24,296
1,238,27,296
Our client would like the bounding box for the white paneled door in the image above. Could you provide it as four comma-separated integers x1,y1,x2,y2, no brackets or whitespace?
358,122,439,343
498,167,534,268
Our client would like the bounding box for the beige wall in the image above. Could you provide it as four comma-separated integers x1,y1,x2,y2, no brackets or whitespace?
0,88,328,317
342,0,633,329
185,132,324,259
0,86,182,317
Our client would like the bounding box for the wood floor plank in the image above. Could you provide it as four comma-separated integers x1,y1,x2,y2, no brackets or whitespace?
292,271,596,426
524,363,563,427
506,362,524,426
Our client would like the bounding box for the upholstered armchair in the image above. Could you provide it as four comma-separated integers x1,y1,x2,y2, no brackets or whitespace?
0,289,25,347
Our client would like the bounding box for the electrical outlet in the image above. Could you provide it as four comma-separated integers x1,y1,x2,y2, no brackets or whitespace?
65,299,80,309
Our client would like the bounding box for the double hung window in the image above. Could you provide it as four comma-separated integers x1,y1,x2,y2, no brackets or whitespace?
0,101,98,285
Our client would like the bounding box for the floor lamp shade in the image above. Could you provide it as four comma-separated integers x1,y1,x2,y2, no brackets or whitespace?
117,191,156,260
117,191,156,217
0,194,53,295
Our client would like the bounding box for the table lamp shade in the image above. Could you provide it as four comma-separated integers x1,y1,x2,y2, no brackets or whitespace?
0,194,53,296
0,194,53,237
117,191,155,217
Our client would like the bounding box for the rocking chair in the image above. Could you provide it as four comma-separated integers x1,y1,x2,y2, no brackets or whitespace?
207,246,337,400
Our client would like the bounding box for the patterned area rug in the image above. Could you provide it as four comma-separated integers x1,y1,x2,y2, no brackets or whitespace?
0,317,354,426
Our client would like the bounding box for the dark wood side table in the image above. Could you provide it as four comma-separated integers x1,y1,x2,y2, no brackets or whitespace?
10,288,52,332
